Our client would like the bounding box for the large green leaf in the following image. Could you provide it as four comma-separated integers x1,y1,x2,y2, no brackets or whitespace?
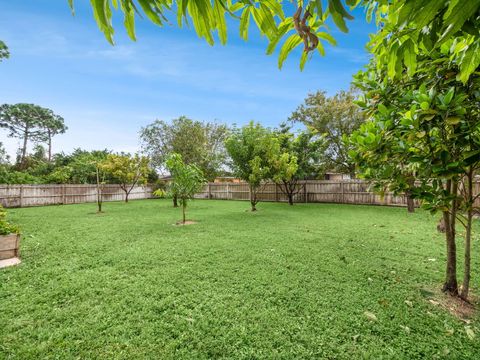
458,40,480,83
278,34,302,69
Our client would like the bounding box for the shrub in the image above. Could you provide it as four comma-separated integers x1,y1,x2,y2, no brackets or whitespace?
0,205,20,235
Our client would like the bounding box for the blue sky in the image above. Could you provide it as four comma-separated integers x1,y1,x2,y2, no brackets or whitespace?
0,0,376,158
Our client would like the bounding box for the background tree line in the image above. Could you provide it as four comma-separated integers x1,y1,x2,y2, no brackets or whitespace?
1,89,363,188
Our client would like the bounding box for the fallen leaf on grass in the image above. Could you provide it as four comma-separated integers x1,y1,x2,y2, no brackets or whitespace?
445,328,454,336
400,325,410,334
465,326,475,340
404,300,413,307
364,311,378,322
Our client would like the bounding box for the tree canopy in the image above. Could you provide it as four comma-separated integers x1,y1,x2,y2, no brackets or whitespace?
225,121,282,211
165,152,206,224
140,116,229,180
290,89,363,176
349,18,480,299
0,104,51,168
272,124,326,204
76,1,480,75
101,153,150,202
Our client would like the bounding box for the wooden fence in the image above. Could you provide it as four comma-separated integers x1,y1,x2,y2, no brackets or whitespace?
2,180,480,209
194,180,480,208
0,184,153,208
194,180,415,207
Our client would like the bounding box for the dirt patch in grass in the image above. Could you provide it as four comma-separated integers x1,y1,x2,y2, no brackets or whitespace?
421,287,478,321
174,220,197,226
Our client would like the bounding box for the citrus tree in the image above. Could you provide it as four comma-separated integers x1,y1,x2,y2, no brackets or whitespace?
350,38,480,300
101,153,150,203
225,122,280,211
272,124,326,205
165,153,206,224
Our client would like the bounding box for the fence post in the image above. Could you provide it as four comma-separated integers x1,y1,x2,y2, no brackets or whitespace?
275,184,278,202
304,181,307,203
62,184,66,204
226,183,230,200
341,181,345,204
208,183,212,199
19,185,24,208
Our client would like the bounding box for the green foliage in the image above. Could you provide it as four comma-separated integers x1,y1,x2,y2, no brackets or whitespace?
0,148,155,185
165,153,206,223
225,121,283,210
0,40,9,61
55,149,112,184
0,103,66,167
101,153,150,202
74,0,359,70
152,188,166,198
0,205,19,235
140,116,229,181
72,1,480,73
225,121,276,187
351,48,480,215
366,0,480,83
2,200,480,358
350,27,480,296
270,124,326,204
289,89,364,176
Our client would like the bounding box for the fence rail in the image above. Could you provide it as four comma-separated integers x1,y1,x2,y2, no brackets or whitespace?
195,180,480,208
0,184,153,208
194,180,415,207
2,180,480,209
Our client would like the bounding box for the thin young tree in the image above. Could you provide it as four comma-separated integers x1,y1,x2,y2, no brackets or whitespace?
95,162,107,213
140,116,229,206
350,48,480,299
101,153,150,203
273,124,326,205
225,122,279,211
166,153,206,225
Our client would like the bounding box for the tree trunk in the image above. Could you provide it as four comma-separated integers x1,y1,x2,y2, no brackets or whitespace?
96,167,103,213
442,180,458,295
124,189,129,203
287,193,294,205
442,210,458,295
406,177,415,213
20,128,29,168
461,170,474,300
48,132,52,162
461,210,472,300
406,195,415,213
173,195,178,207
182,202,186,224
250,184,257,211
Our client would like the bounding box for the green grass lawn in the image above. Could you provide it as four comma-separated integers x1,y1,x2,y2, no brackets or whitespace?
1,200,479,359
